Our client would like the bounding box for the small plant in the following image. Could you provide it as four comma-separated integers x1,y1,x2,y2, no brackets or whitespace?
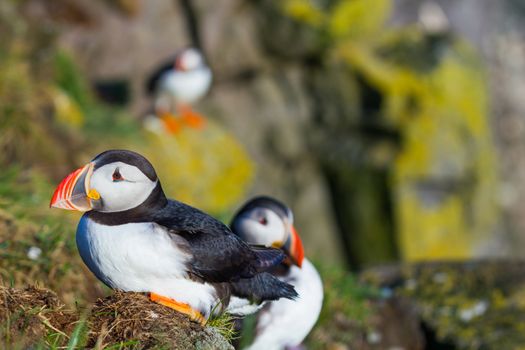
207,311,238,343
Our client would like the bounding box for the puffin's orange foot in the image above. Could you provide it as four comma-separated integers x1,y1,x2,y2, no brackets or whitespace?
149,292,206,326
178,105,206,129
158,112,182,134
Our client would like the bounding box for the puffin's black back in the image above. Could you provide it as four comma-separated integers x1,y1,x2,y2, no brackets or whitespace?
152,200,298,302
145,60,175,95
153,200,289,282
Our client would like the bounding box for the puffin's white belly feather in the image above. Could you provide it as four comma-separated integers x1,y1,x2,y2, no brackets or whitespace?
159,68,212,104
246,259,323,350
76,215,218,316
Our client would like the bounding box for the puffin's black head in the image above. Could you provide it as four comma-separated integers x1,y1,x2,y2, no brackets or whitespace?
231,196,304,268
50,150,163,213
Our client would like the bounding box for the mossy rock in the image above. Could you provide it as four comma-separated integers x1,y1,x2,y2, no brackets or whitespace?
254,0,329,60
362,260,525,349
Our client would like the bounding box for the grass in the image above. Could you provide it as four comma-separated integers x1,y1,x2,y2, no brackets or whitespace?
305,263,382,348
0,166,103,306
207,310,238,343
65,318,88,350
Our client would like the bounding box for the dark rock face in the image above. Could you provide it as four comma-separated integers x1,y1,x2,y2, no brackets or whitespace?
367,297,425,350
313,296,426,350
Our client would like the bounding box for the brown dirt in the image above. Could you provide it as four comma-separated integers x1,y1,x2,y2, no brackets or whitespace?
0,285,79,347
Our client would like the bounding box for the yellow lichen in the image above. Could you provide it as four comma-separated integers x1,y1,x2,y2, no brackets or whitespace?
282,0,325,27
138,121,254,215
329,0,391,39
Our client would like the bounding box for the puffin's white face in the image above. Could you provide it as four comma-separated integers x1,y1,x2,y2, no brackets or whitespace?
50,150,160,213
232,198,305,267
179,48,204,71
90,162,157,213
234,208,287,248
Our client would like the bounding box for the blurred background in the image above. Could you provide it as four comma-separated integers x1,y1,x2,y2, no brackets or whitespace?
2,0,525,348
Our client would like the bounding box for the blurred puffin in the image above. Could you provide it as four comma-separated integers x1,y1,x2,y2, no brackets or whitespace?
231,196,323,350
145,47,212,134
49,150,297,325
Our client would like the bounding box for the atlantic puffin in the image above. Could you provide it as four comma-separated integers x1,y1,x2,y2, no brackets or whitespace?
49,150,297,324
145,47,212,133
231,196,323,349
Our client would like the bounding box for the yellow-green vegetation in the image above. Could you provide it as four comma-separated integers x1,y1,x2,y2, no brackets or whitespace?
281,0,499,261
0,167,103,306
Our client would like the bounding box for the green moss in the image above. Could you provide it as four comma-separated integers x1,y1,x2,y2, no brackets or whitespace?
306,264,380,348
365,261,525,349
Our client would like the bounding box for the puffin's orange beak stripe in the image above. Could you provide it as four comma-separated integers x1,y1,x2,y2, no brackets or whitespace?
175,57,185,71
285,225,304,268
50,163,95,211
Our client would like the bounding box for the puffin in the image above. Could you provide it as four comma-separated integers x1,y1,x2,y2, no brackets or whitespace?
145,47,212,133
231,196,323,350
49,150,297,325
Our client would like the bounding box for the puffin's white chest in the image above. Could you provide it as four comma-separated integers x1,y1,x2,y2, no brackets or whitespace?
76,216,218,315
159,67,212,104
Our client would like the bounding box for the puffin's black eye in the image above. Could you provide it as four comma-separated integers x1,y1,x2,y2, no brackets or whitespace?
259,217,268,225
112,168,123,182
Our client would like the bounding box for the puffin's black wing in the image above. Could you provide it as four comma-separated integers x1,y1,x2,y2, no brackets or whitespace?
153,200,286,283
145,60,175,95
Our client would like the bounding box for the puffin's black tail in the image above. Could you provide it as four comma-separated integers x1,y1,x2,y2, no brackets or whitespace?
231,272,298,303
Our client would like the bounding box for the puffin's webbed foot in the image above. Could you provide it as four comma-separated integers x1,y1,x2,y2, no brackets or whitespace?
157,112,182,134
178,105,206,129
149,292,206,326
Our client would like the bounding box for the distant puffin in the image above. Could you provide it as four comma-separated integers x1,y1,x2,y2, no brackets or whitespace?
49,150,297,324
231,196,323,350
145,47,212,134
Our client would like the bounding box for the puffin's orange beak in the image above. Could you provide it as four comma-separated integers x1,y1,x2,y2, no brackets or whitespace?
283,225,304,268
50,162,99,211
174,57,186,71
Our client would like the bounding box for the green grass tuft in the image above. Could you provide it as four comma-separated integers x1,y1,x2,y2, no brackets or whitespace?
207,311,238,343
